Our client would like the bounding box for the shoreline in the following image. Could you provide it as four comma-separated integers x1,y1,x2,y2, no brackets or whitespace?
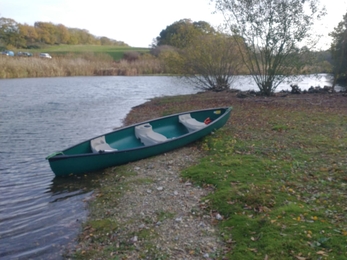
68,91,347,259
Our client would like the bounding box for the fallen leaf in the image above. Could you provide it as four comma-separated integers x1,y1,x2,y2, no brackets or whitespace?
295,256,306,260
316,250,328,256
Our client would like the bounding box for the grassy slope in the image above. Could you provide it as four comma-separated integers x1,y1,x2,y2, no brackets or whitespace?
22,45,150,60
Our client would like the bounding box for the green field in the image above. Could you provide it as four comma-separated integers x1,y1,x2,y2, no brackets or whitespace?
22,45,150,60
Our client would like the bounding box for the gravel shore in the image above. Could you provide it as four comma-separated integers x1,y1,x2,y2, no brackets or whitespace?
112,147,223,259
72,146,225,259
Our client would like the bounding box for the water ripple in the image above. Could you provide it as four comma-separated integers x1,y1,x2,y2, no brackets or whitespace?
0,76,198,259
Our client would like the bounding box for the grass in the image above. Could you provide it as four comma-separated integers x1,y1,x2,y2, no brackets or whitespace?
70,92,347,259
22,44,149,61
124,93,347,259
21,44,150,60
178,95,347,259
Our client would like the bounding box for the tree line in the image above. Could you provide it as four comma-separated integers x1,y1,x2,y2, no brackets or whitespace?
152,1,346,94
0,17,128,49
1,0,346,94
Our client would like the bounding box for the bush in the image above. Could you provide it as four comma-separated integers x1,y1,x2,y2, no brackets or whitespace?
123,51,140,62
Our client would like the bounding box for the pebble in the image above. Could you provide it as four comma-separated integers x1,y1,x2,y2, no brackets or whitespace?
157,186,164,191
175,217,182,222
215,213,223,220
198,222,206,227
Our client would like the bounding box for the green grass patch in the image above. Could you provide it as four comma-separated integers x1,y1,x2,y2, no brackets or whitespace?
25,44,150,60
156,210,175,222
182,105,347,259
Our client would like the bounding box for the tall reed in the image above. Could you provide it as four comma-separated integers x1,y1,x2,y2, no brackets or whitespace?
0,54,168,79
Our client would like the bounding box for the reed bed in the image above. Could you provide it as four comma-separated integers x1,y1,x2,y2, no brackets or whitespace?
0,55,168,79
95,59,167,76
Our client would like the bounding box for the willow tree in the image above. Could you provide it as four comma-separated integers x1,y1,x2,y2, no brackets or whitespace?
213,0,326,95
180,33,243,91
155,19,242,91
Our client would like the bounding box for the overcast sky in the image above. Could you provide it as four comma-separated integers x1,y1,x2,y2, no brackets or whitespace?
1,0,347,49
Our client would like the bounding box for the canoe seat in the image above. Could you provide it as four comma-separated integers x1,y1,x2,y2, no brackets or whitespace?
90,136,117,153
179,114,206,132
135,123,167,146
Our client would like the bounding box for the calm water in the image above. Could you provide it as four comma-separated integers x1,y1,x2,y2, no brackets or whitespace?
0,74,341,259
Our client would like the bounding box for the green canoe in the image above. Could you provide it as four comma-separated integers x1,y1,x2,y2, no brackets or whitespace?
46,107,232,177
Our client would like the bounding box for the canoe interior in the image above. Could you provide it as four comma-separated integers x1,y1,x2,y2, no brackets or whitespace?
61,108,227,156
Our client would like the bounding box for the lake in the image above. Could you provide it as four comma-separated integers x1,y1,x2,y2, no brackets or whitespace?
0,74,342,259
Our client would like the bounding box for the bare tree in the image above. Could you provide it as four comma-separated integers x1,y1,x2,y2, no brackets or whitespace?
213,0,326,95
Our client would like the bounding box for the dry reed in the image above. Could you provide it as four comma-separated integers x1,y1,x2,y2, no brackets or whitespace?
0,55,168,79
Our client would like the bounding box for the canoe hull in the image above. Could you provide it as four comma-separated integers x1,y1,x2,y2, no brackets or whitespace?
47,107,232,177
